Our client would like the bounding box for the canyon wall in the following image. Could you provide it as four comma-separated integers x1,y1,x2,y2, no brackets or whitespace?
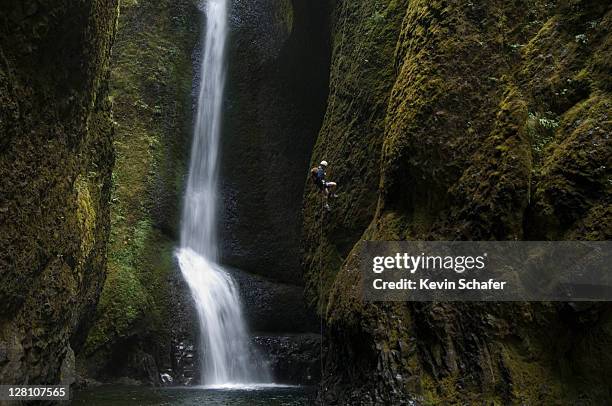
3,0,607,400
221,0,330,285
78,0,200,385
0,0,118,385
304,0,611,403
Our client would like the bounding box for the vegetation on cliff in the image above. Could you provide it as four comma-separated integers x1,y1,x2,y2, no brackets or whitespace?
80,0,198,383
304,0,611,403
0,0,118,385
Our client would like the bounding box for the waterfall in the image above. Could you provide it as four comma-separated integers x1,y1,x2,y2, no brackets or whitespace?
176,0,269,386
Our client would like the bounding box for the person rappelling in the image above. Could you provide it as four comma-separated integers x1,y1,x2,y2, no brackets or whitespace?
311,160,338,211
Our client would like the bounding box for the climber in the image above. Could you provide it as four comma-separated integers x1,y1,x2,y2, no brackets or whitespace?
311,160,337,211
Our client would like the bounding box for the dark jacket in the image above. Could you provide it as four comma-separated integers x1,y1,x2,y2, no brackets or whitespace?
316,167,326,188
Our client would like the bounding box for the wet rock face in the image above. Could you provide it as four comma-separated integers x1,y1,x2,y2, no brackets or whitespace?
166,264,199,386
0,0,118,384
79,255,199,387
303,0,612,403
220,0,330,284
169,339,198,386
254,334,322,385
233,267,318,334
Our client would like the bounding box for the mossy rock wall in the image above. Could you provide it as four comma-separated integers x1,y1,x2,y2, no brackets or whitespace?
0,0,118,385
303,0,611,403
79,0,199,384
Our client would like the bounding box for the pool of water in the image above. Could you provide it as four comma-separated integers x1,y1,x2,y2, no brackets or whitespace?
71,384,316,406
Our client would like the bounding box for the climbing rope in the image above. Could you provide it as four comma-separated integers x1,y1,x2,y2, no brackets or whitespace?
318,0,352,393
319,196,325,387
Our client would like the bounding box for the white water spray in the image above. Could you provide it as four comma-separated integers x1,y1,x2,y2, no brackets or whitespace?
176,0,269,385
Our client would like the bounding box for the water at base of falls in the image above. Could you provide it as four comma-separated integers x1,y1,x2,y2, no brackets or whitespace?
72,384,315,406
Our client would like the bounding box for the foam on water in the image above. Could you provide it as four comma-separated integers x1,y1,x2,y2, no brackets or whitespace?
197,384,299,391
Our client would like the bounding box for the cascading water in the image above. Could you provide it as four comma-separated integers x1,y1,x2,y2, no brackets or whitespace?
176,0,270,386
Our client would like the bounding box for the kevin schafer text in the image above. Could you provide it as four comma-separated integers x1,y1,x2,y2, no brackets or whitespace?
372,278,507,291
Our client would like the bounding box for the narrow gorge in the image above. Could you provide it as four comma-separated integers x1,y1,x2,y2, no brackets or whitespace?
1,0,610,405
71,0,329,391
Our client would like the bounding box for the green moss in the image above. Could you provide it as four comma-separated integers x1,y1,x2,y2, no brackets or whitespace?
530,92,611,240
0,0,118,385
84,219,176,354
75,175,97,257
306,0,612,403
85,260,150,351
82,0,198,370
276,0,294,34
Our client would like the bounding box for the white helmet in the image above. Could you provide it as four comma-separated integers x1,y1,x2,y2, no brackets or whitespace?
320,160,328,167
